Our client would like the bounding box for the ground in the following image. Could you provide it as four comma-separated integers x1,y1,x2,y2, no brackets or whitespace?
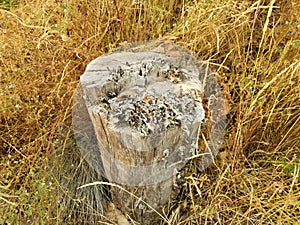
0,0,299,224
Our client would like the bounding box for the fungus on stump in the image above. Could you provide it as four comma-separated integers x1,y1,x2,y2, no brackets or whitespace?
78,42,210,224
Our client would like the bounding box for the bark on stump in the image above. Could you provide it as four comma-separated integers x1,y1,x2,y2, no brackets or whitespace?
79,42,207,224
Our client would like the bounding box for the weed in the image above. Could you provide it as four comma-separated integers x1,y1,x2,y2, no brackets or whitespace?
0,0,18,10
0,0,299,224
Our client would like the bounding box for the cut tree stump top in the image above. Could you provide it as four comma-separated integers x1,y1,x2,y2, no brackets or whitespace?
75,41,222,224
80,42,205,186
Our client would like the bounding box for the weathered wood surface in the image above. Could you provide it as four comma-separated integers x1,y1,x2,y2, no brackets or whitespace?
79,42,207,224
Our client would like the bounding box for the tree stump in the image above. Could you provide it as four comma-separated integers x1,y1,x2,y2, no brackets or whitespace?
78,42,209,224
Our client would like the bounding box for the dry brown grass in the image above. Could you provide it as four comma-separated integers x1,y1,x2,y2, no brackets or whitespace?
0,0,299,224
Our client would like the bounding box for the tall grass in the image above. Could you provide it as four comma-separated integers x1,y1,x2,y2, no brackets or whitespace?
0,0,299,224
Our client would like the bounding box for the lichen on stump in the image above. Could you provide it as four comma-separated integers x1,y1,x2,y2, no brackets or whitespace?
78,41,210,224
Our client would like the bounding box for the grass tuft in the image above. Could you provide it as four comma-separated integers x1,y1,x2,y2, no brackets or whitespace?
0,0,299,224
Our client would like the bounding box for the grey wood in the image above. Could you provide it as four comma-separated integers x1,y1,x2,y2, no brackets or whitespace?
79,41,207,224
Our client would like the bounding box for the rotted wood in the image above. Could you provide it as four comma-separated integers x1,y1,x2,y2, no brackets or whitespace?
79,41,208,224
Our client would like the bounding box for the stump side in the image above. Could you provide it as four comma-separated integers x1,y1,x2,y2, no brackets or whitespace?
80,42,207,224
